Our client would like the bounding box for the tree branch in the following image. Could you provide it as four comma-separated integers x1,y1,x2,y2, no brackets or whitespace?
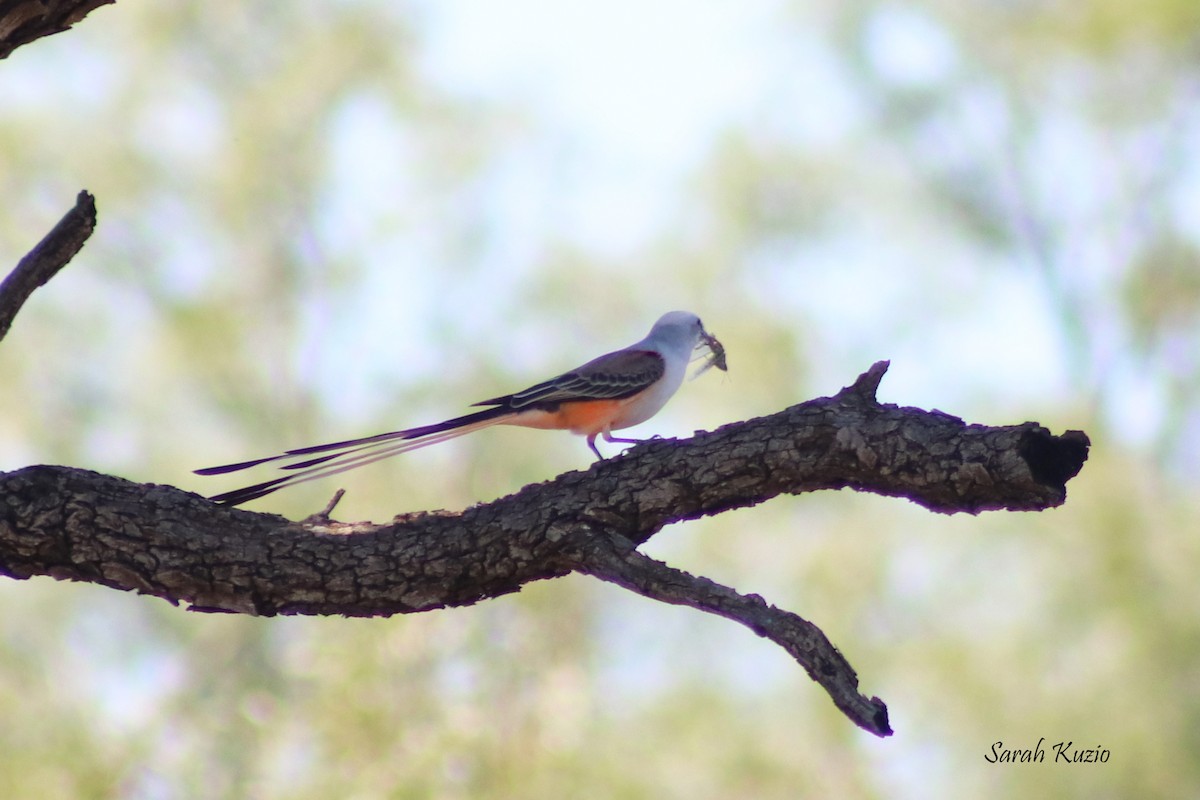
0,190,96,344
570,531,892,737
0,0,112,59
0,363,1089,736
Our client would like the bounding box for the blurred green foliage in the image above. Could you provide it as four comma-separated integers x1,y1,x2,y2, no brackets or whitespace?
1,0,1198,797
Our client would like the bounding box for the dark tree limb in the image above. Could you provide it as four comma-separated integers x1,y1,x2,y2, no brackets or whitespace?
0,362,1089,736
570,531,892,736
0,190,96,344
0,0,112,59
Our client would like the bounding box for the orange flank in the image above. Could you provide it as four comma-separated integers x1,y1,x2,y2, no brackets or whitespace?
505,397,636,436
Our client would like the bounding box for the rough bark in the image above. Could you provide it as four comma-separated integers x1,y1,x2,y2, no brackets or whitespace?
0,366,1090,737
0,0,112,59
0,193,1091,738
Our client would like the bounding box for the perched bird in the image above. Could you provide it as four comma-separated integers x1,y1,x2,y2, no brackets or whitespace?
197,311,726,505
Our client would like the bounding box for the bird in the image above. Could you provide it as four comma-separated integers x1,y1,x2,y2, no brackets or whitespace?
196,310,726,505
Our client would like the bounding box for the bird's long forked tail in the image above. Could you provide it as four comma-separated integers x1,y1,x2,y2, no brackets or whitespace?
196,406,513,506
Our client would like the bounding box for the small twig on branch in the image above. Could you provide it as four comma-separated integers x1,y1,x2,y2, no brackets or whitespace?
303,489,346,524
0,190,97,344
570,530,892,736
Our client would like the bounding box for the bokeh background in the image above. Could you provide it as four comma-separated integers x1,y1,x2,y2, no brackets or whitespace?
2,1,1198,797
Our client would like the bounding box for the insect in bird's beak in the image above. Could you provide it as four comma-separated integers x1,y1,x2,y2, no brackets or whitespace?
691,330,728,378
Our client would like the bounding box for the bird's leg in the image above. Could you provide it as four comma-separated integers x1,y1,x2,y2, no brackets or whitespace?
602,430,645,445
587,433,606,460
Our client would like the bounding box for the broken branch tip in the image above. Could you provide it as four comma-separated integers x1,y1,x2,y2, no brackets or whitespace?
843,360,890,401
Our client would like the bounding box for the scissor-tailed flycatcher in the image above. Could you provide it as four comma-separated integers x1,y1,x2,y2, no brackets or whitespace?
196,310,726,506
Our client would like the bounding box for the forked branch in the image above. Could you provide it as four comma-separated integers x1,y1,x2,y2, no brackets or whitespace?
0,362,1089,737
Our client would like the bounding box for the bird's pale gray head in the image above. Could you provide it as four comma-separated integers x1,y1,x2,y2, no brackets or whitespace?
652,310,705,339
